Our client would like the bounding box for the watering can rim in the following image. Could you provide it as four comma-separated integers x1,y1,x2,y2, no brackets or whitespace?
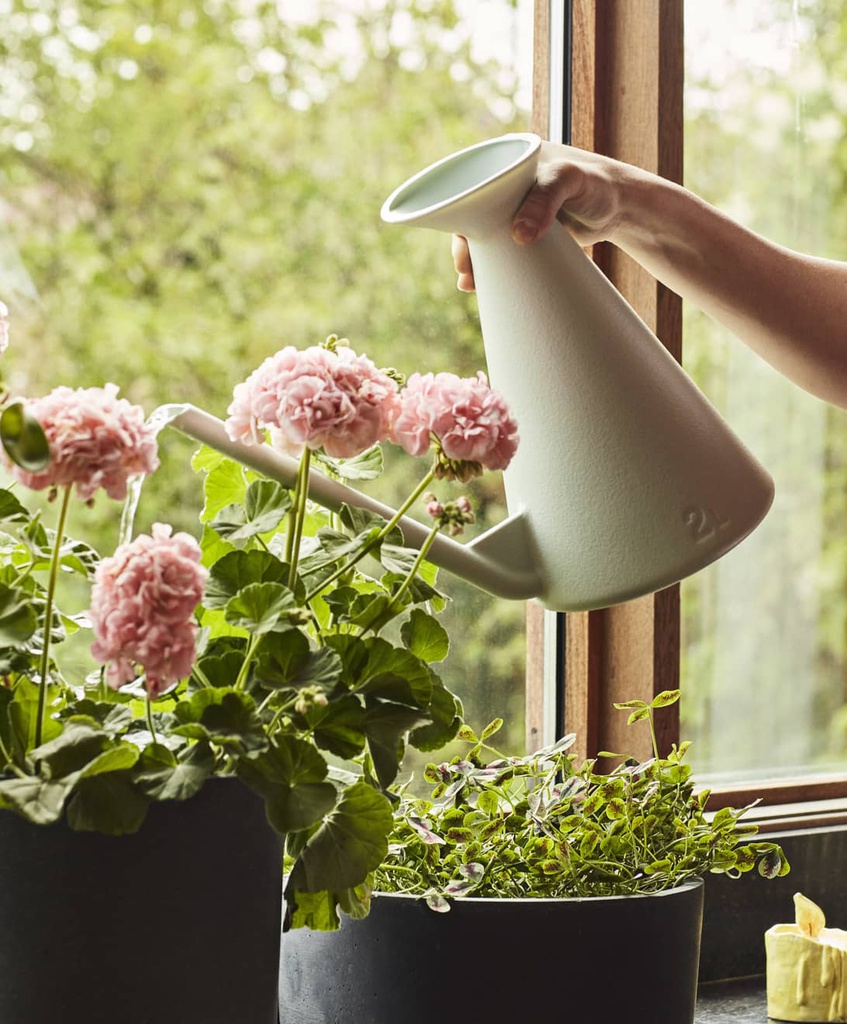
380,131,541,225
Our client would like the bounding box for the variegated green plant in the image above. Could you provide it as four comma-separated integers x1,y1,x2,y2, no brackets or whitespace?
375,691,789,909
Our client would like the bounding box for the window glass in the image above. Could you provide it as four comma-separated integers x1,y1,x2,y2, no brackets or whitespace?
0,0,532,752
682,0,847,780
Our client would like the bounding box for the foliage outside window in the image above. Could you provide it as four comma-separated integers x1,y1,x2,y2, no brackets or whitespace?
682,0,847,782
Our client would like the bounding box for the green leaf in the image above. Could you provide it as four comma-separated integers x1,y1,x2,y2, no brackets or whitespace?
0,775,70,824
255,632,342,691
480,718,504,742
204,549,287,609
193,648,246,689
306,696,367,760
224,581,298,635
263,779,338,833
285,887,342,932
9,688,62,761
287,781,393,893
328,635,433,708
66,772,150,834
31,721,110,779
650,689,681,709
245,479,292,528
317,444,384,481
338,504,401,543
0,401,50,472
626,707,651,726
0,490,29,524
193,447,250,523
236,735,337,832
198,522,236,570
79,743,140,778
365,703,430,789
0,583,38,646
173,688,266,751
311,527,380,568
135,740,215,801
401,609,449,663
210,480,292,546
409,673,463,752
757,846,791,879
476,789,500,816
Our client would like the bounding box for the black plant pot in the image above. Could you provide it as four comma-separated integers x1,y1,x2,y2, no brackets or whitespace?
0,778,282,1024
279,880,704,1024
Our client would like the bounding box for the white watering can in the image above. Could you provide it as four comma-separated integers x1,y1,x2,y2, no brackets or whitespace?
174,132,773,611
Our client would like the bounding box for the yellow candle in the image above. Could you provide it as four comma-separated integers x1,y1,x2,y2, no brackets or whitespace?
766,893,847,1022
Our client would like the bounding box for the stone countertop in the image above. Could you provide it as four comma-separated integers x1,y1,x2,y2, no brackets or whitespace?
695,977,768,1022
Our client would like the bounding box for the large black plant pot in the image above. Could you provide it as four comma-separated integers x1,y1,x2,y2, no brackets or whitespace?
0,778,282,1024
280,880,704,1024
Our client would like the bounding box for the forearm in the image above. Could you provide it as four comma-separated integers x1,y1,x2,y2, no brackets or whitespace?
609,173,847,408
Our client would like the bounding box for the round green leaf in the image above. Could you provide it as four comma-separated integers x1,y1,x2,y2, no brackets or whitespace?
0,402,50,472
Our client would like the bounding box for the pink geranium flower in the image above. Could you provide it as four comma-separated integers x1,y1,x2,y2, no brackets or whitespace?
224,342,400,459
7,383,159,502
390,371,519,479
89,523,208,699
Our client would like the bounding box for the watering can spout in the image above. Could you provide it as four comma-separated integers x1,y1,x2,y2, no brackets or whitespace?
170,405,545,603
379,133,774,610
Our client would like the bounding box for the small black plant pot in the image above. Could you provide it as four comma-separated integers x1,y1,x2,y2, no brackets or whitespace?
0,778,282,1024
279,879,704,1024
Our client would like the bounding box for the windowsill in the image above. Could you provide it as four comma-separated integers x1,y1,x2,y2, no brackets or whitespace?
695,977,766,1022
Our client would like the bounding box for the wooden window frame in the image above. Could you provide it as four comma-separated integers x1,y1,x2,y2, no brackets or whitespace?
525,0,847,826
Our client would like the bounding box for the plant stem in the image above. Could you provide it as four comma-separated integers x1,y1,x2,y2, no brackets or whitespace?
191,663,213,689
287,448,311,589
145,695,158,743
234,635,260,692
305,467,435,602
647,709,659,761
370,523,440,631
35,484,73,749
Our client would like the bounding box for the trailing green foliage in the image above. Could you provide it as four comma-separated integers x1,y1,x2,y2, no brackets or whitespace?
374,691,789,908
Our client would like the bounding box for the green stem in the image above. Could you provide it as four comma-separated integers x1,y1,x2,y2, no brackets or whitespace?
647,710,659,761
145,695,158,744
370,523,440,631
285,448,309,565
35,485,73,749
305,467,435,603
191,663,214,689
234,635,260,692
288,448,312,589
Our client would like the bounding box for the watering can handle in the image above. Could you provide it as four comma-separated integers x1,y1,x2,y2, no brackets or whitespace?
169,405,544,602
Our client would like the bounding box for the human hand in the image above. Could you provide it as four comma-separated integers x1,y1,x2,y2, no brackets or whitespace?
452,141,633,291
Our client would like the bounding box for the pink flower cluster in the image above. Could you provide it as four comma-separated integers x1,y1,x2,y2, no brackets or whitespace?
8,383,159,502
390,371,519,475
89,523,208,699
226,343,520,480
225,343,400,459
